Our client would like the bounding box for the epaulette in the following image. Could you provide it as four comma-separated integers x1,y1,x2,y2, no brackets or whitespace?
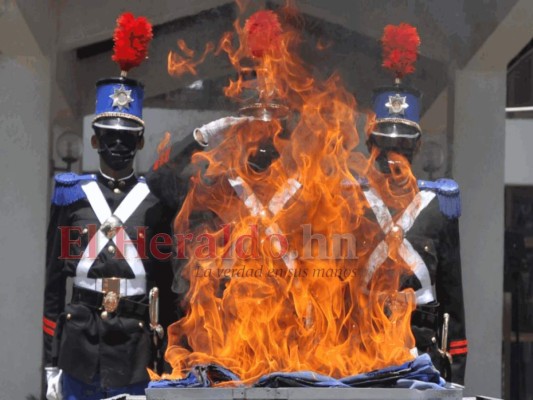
418,178,461,219
51,172,97,206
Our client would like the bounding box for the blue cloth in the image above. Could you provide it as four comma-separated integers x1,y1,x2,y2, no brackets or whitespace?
255,371,348,388
340,354,445,388
149,354,445,389
150,374,203,389
62,372,147,400
396,379,445,390
149,364,241,389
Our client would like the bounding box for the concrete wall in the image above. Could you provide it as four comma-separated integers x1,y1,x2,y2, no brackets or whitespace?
0,2,51,398
505,119,533,185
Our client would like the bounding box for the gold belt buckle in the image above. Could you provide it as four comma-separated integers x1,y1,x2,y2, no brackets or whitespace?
102,278,121,313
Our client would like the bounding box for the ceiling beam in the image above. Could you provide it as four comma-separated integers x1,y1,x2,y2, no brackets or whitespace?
56,0,233,51
15,0,58,56
274,0,452,63
466,0,533,71
73,3,236,117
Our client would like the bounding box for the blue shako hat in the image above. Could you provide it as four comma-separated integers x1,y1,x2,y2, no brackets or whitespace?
94,76,145,126
370,23,422,141
371,83,421,139
93,12,153,128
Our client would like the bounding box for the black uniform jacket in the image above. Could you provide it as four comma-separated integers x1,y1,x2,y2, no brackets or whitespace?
361,178,468,384
43,172,177,388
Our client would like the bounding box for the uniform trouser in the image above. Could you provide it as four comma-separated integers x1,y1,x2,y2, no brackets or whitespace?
62,372,148,400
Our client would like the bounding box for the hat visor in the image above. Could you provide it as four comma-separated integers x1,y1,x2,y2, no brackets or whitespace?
93,116,144,133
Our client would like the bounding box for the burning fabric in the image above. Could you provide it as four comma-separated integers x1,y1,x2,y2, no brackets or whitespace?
149,1,465,390
149,354,444,389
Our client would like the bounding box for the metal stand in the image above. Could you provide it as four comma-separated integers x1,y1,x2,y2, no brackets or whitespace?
144,386,463,400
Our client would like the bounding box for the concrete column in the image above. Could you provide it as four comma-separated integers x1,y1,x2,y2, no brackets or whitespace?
0,2,52,398
450,1,533,396
452,69,506,397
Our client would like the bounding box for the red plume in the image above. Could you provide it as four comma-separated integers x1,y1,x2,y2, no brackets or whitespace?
381,23,420,79
112,12,153,73
244,10,282,58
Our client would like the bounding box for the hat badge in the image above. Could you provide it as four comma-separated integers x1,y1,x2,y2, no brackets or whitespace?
385,94,409,115
109,84,134,111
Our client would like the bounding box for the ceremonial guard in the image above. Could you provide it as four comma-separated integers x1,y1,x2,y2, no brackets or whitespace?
359,24,468,384
147,11,293,299
43,13,176,399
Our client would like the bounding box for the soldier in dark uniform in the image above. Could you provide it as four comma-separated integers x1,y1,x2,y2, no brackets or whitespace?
355,24,468,384
43,13,178,400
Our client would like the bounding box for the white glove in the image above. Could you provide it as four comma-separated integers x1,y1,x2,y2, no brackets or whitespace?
45,367,63,400
193,116,254,147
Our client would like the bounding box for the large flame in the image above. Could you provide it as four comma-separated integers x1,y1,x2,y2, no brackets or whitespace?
162,3,420,384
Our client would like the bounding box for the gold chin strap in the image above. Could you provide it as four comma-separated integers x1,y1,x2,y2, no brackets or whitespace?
93,112,145,127
373,117,421,133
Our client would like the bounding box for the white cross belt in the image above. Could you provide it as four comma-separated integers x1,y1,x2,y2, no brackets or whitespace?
363,187,436,304
228,176,301,272
73,180,150,296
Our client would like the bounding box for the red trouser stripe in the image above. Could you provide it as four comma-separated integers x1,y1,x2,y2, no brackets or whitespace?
43,325,55,336
43,317,57,330
43,317,56,336
450,339,468,348
449,347,468,356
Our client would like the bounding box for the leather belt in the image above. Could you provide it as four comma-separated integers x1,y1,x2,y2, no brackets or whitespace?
73,276,146,297
411,303,440,331
71,286,148,320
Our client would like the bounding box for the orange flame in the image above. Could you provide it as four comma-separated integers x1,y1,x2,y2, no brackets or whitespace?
168,40,215,76
153,132,171,171
161,3,420,384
